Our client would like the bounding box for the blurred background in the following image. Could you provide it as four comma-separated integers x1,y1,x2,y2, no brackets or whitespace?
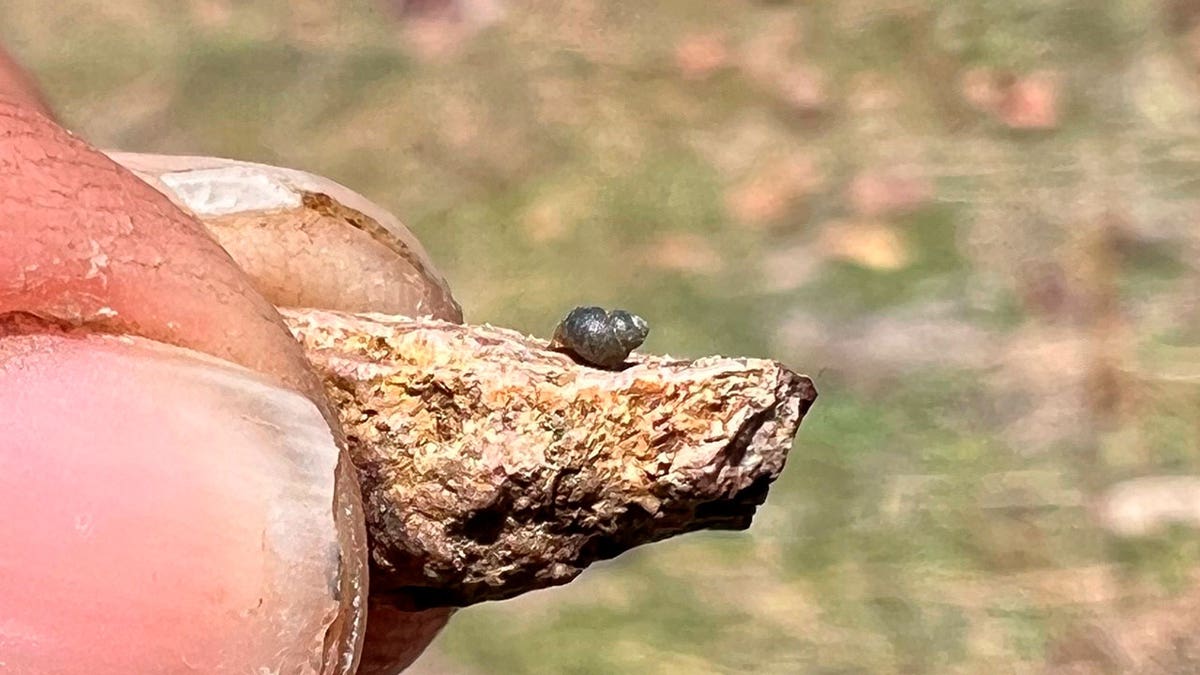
8,0,1200,671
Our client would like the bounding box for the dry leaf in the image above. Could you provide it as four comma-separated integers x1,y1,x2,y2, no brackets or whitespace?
847,167,933,218
999,70,1061,130
724,154,821,227
778,66,827,113
637,232,723,274
816,219,911,270
959,67,1002,112
675,32,729,81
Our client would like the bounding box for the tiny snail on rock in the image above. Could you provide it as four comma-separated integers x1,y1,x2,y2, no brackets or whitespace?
550,306,650,370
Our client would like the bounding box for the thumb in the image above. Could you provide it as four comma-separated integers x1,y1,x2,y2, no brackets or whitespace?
0,59,366,673
0,44,54,119
0,331,350,673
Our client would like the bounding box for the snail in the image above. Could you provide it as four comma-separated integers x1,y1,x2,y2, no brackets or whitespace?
550,306,649,370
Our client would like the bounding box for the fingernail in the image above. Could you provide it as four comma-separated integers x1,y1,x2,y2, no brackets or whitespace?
0,333,366,674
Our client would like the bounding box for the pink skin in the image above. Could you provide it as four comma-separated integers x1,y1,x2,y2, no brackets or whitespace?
0,333,346,672
0,46,54,119
0,49,449,672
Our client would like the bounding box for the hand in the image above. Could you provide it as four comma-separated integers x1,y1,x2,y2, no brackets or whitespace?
0,48,447,674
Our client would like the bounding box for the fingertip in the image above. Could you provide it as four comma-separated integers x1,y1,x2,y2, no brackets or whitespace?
0,334,365,674
0,45,54,119
0,99,328,413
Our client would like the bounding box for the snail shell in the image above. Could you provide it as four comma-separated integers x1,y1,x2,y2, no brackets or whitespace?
550,306,649,370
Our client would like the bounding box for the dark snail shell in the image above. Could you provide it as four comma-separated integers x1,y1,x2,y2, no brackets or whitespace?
550,306,649,369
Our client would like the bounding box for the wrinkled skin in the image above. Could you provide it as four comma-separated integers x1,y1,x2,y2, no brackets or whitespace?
0,46,450,673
